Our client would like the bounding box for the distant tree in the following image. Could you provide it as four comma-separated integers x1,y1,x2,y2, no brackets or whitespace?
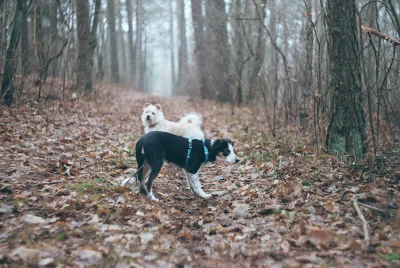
76,0,91,89
1,0,24,106
76,0,101,90
170,0,176,93
249,0,266,102
20,0,31,76
325,0,367,155
107,0,120,83
135,0,143,90
191,0,207,98
205,0,233,102
116,0,127,77
177,0,188,90
125,0,135,84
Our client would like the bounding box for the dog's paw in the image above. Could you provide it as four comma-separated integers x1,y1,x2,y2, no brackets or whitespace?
148,192,159,202
121,177,137,186
199,192,213,198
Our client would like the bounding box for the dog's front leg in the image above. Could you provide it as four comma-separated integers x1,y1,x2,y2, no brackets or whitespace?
184,170,212,198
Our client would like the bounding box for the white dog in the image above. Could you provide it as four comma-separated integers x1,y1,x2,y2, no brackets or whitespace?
141,103,204,139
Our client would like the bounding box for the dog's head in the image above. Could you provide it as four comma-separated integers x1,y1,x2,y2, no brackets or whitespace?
212,139,240,164
141,103,164,127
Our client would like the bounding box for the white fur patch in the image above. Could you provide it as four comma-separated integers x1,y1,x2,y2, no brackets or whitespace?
141,104,204,139
148,191,159,201
226,143,240,164
184,170,212,198
121,177,137,186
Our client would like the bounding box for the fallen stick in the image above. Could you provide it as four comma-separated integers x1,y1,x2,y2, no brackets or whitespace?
353,197,370,242
358,203,387,214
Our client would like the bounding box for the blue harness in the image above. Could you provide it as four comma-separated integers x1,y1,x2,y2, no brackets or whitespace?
185,138,209,166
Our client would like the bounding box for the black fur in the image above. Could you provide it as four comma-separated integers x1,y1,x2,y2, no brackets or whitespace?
135,131,234,195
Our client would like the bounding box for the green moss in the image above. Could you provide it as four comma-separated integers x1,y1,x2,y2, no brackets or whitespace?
383,252,400,261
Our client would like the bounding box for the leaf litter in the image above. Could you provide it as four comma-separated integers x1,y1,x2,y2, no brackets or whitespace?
0,87,399,267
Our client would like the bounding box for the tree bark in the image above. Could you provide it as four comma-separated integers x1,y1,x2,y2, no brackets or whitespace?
135,0,143,90
1,0,24,106
76,0,91,89
107,0,120,83
125,0,135,84
20,0,31,75
191,0,207,98
205,0,233,102
170,0,176,94
116,0,127,77
177,0,188,90
325,0,367,155
249,0,266,102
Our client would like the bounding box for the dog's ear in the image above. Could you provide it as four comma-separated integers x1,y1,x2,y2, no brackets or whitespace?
155,104,162,110
212,140,224,151
144,103,151,107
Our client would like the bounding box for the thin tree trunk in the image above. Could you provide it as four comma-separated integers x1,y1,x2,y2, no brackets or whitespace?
1,0,24,106
191,0,207,98
249,0,266,102
135,0,142,90
177,0,188,90
116,0,127,78
76,0,91,89
125,0,135,85
170,0,176,94
107,0,120,83
20,0,30,75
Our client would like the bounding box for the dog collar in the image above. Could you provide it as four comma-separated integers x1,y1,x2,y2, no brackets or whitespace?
202,139,209,164
185,138,193,167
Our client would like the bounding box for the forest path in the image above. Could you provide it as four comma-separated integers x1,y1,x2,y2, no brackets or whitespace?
0,88,398,267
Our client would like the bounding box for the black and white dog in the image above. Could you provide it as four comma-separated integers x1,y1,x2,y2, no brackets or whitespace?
121,131,240,201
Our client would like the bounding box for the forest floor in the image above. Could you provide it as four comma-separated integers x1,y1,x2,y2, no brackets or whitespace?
0,86,399,267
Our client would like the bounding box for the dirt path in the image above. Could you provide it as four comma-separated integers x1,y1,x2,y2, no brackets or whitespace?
0,88,398,267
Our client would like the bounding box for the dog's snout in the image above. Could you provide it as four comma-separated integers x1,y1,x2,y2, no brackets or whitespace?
146,115,151,120
235,158,240,164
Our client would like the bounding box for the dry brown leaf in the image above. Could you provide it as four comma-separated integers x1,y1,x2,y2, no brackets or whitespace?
306,228,333,250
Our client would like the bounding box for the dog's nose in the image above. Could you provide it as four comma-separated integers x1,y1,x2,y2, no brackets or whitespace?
235,158,240,163
146,115,151,120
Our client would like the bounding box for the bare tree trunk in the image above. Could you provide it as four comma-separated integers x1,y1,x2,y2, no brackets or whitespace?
249,0,266,102
107,0,120,83
177,0,188,90
268,0,278,131
169,0,176,94
325,0,367,155
76,0,91,89
135,0,143,90
191,0,207,98
125,0,135,84
301,0,313,130
20,0,31,76
1,0,24,106
116,0,127,79
205,0,233,102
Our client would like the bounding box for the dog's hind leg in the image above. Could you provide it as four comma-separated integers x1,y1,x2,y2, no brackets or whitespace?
145,161,162,201
136,152,149,195
138,164,150,195
184,170,212,198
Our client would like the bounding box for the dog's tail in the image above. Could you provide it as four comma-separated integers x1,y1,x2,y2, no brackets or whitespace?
179,113,202,127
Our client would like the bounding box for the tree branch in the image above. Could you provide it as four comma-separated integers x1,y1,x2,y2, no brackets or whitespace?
361,25,400,46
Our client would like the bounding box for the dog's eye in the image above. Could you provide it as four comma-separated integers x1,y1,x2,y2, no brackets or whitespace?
223,149,230,157
152,112,155,115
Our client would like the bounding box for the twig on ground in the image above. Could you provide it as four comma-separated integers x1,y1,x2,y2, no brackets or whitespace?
353,196,370,243
358,203,387,214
